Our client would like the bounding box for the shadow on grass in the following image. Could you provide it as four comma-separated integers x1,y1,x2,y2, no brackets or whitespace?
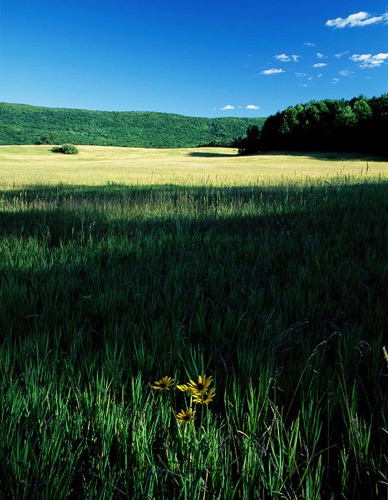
1,182,386,346
247,150,388,162
1,181,386,245
187,151,237,158
0,182,387,500
1,182,387,415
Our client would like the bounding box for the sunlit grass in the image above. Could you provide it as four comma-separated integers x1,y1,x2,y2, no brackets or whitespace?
1,145,387,187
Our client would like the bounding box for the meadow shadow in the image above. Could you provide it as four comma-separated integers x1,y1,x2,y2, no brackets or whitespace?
187,151,237,158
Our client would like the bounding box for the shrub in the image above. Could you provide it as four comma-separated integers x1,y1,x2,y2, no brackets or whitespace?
52,144,79,154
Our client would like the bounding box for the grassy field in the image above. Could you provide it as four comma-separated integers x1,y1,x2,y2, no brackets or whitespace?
1,145,387,187
0,146,387,498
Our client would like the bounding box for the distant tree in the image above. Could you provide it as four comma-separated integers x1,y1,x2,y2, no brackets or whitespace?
52,144,79,154
336,105,357,127
352,98,372,122
369,94,388,119
365,94,388,155
258,112,283,151
237,125,261,155
280,106,299,134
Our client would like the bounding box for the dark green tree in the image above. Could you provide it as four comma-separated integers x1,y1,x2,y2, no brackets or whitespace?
353,98,372,121
52,144,79,154
237,125,261,155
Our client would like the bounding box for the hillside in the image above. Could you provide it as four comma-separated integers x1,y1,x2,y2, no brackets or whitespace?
0,103,265,148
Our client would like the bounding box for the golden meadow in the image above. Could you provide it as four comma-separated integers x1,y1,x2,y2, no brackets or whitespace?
0,146,387,498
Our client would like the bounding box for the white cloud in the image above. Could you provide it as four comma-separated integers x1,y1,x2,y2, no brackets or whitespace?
350,53,388,68
274,53,289,62
316,52,326,59
304,42,315,47
261,68,285,75
339,70,353,76
274,54,300,62
246,104,260,110
220,104,235,110
326,11,388,28
335,51,349,59
313,63,327,68
295,72,307,78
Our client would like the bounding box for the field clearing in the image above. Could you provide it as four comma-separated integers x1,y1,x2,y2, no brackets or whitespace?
0,145,387,498
1,145,387,187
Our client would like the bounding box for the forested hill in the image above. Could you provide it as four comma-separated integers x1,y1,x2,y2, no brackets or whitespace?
237,94,388,156
0,103,266,148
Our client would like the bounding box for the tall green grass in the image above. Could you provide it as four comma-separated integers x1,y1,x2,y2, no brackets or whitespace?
0,175,387,498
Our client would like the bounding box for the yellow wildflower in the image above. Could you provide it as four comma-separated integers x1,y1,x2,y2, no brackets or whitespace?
192,387,216,405
152,376,175,391
176,408,196,423
186,374,213,394
176,383,191,393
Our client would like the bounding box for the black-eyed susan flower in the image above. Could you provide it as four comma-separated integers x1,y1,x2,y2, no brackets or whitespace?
152,376,175,391
176,383,191,393
192,387,216,405
186,374,213,394
176,408,196,423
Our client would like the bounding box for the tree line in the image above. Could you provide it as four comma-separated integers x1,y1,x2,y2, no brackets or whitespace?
236,94,388,156
0,103,265,149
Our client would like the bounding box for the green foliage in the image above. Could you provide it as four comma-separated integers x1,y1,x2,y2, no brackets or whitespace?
34,132,61,145
0,102,265,148
51,143,79,154
238,94,388,156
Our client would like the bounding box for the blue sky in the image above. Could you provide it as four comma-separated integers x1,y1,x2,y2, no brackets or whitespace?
1,0,387,117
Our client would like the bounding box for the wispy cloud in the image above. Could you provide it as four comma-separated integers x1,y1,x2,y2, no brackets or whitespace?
316,53,326,59
304,42,315,47
326,11,388,28
350,53,388,68
274,54,300,62
335,51,349,59
261,68,285,75
220,104,235,110
246,104,260,110
339,70,353,77
312,63,327,68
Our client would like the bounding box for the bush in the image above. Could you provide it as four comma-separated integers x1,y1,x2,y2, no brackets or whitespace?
51,144,79,154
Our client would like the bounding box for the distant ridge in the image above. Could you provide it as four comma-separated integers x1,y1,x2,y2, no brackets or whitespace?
0,102,265,148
